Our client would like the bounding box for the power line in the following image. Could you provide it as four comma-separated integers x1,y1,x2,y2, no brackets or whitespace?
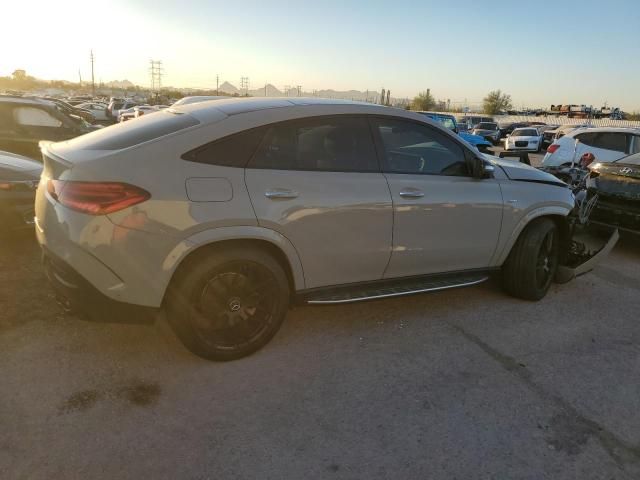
240,76,249,96
296,85,302,97
149,59,163,95
90,50,95,96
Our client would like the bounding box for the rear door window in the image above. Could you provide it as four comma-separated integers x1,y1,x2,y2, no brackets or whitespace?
575,132,597,146
182,128,267,167
592,133,626,152
248,116,379,172
14,107,62,127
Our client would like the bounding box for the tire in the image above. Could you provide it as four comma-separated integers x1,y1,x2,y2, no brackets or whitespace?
502,218,559,301
166,246,290,361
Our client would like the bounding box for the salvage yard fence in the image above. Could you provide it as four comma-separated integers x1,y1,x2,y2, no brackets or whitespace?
445,113,640,129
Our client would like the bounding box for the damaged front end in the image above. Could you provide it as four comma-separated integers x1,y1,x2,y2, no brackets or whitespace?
554,187,619,284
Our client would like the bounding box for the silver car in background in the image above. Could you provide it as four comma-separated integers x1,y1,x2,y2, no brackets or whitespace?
35,98,612,360
471,122,501,145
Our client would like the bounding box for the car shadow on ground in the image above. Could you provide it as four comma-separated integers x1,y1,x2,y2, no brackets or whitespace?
2,230,638,364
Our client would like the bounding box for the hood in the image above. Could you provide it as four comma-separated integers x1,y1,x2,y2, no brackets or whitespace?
483,154,567,186
460,132,491,146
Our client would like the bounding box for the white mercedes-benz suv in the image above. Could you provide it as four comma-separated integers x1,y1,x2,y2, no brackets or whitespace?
35,98,615,360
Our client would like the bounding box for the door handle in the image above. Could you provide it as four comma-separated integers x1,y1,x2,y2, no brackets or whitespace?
399,189,424,199
264,189,299,199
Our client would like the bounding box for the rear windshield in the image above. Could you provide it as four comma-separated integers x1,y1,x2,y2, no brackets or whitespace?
62,111,200,150
477,122,497,130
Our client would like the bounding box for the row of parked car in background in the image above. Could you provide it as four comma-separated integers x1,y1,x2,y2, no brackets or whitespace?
1,91,640,238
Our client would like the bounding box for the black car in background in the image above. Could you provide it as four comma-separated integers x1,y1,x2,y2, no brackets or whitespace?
0,150,42,231
499,122,530,138
587,153,640,234
0,95,96,160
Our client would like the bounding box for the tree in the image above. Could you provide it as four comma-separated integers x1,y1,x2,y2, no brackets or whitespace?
483,90,512,114
12,69,27,81
412,90,435,111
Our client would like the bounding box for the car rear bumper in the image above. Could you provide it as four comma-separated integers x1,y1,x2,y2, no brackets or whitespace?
42,247,158,323
590,202,640,234
35,185,178,308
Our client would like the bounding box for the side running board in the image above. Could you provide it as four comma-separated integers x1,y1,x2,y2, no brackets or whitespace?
301,272,490,305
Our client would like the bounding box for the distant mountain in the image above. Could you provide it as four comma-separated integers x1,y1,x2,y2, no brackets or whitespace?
105,79,135,89
248,83,281,97
217,82,395,103
218,81,239,94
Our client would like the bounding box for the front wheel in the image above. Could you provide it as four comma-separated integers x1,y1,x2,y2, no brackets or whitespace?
502,218,559,300
166,247,290,360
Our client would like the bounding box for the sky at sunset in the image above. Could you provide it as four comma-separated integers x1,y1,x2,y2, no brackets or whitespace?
2,0,639,110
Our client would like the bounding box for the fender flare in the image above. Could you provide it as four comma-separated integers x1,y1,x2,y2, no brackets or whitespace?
493,205,572,266
161,226,306,291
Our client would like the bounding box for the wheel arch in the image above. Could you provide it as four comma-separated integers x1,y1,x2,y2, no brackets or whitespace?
160,226,305,301
494,207,572,266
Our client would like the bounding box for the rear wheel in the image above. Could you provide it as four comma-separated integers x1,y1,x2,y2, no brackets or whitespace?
502,219,559,300
166,247,289,360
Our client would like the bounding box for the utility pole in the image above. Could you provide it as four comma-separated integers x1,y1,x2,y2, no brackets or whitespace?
78,69,82,87
149,59,163,101
240,77,249,96
216,74,219,95
296,85,302,97
284,85,291,96
90,50,95,96
264,83,267,97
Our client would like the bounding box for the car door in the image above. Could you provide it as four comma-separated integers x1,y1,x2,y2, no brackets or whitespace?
371,117,504,278
245,115,393,289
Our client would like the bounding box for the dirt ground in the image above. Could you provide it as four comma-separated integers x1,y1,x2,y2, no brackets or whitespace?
2,220,640,479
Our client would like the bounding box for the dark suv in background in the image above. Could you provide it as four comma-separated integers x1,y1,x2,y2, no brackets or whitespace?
0,96,95,160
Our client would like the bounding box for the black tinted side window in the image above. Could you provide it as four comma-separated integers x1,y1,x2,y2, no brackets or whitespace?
575,132,596,146
374,118,469,176
248,117,378,172
593,133,626,153
182,127,267,167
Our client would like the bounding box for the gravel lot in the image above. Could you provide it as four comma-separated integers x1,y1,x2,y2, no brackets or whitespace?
2,163,640,478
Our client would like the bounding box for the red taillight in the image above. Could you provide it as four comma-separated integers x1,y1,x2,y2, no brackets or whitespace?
47,180,150,215
547,144,560,154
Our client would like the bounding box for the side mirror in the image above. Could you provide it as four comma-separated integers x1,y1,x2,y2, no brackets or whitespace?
472,157,495,179
482,163,496,178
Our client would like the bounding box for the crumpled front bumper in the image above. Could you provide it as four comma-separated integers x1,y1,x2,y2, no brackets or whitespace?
555,227,619,284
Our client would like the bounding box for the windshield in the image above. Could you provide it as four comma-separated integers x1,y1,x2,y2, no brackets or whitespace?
477,123,497,130
512,129,538,137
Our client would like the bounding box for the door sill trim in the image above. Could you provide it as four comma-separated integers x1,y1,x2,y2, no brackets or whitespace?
306,277,489,305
